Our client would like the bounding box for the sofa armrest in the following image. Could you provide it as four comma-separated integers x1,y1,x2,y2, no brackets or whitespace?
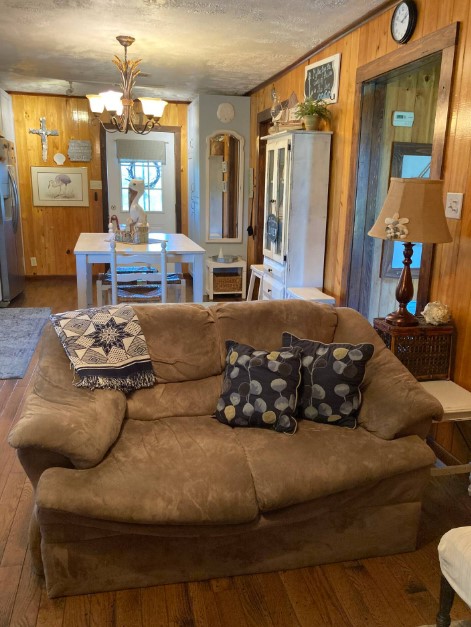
8,324,127,470
333,308,443,439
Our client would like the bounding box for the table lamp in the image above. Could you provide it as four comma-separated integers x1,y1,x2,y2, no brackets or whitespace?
368,178,452,327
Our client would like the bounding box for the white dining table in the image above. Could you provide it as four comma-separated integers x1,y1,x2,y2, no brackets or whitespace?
74,232,206,308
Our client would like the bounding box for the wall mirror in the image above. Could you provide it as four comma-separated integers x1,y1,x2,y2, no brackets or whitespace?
206,130,244,242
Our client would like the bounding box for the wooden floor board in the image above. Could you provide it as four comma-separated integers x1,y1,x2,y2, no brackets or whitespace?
1,277,471,626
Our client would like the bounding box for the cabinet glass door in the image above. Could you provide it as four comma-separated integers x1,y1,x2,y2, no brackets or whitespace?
264,147,275,253
263,138,289,262
275,145,286,260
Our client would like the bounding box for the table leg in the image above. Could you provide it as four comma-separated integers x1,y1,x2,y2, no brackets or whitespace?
76,255,91,309
192,255,204,303
241,264,247,300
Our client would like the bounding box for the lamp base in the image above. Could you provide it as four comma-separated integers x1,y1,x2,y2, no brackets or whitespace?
385,306,419,326
385,241,419,327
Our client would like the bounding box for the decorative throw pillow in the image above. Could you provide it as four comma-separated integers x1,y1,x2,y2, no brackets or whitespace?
282,333,374,428
214,340,302,434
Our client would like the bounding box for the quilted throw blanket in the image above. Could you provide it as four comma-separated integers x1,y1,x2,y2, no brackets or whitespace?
50,304,156,392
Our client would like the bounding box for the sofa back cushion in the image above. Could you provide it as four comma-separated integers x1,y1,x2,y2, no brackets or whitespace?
127,301,338,421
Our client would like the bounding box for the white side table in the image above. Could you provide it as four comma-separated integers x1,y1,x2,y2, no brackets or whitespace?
286,287,336,304
206,257,247,301
422,380,471,494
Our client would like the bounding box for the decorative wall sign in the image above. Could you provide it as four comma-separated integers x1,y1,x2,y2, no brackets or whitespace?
29,117,59,162
304,53,341,104
31,166,89,207
266,214,279,243
68,140,92,162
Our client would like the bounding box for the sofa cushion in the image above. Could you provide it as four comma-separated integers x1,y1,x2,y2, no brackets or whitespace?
215,341,301,433
133,304,222,383
212,300,338,365
282,333,374,428
234,420,435,513
36,416,259,526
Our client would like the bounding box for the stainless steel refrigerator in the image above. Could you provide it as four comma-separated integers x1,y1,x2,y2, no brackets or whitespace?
0,138,25,304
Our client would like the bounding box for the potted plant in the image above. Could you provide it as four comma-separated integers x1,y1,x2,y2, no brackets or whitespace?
295,98,331,131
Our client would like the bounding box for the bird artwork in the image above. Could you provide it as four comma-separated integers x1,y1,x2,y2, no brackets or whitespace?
48,174,72,198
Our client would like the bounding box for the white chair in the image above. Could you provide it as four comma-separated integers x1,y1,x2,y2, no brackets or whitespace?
97,240,186,306
246,264,264,301
437,527,471,627
107,239,168,305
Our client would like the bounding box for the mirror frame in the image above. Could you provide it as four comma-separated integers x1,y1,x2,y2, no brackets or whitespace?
205,130,245,243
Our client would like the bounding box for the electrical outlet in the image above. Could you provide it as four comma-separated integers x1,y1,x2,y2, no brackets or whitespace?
30,257,37,267
445,192,463,219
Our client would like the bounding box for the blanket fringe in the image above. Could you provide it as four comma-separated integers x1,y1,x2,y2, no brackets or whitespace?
75,371,156,393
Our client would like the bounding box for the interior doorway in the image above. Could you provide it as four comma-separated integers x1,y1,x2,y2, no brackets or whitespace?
348,54,441,321
100,126,182,234
344,24,458,317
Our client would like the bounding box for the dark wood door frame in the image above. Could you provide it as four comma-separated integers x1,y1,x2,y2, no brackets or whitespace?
343,22,459,311
100,125,182,233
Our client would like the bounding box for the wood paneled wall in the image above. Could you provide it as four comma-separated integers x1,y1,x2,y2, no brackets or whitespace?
249,0,471,396
11,94,188,277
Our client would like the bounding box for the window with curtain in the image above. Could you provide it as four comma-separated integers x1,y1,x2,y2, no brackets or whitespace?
116,139,167,213
120,160,163,213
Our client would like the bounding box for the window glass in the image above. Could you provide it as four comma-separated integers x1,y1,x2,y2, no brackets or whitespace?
119,160,163,212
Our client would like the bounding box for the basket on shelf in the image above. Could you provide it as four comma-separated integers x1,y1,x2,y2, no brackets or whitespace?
213,271,242,293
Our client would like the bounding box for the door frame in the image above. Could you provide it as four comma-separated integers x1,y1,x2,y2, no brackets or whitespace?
344,23,459,312
100,125,182,233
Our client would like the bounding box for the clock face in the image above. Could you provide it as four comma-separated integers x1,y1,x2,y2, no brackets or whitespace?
391,0,417,44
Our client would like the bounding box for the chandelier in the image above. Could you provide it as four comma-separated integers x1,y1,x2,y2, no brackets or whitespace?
86,36,168,135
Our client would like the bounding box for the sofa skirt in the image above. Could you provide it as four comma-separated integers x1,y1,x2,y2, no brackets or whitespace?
36,466,430,598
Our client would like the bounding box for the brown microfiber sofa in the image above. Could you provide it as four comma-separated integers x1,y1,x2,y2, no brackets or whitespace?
8,299,442,598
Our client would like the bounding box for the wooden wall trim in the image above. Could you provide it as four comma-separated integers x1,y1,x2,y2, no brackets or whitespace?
245,0,398,96
341,23,459,307
356,22,459,84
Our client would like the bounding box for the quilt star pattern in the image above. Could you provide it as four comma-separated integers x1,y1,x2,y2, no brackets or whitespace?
50,304,156,392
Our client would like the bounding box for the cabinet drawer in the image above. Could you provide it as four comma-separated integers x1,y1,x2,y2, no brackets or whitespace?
263,259,284,282
262,273,284,300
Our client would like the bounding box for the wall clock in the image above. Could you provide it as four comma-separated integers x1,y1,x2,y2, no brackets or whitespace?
390,0,418,44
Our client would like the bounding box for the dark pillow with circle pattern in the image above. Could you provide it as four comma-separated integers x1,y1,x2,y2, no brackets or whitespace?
282,333,374,429
214,340,302,434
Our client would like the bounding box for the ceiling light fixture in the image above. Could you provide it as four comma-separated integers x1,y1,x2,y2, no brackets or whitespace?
86,36,167,135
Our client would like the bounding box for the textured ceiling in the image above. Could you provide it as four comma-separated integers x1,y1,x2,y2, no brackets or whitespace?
0,0,386,101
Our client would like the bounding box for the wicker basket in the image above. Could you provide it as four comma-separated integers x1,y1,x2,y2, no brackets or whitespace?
373,317,455,380
213,271,242,293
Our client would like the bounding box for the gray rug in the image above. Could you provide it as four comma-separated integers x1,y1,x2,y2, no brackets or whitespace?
0,308,51,379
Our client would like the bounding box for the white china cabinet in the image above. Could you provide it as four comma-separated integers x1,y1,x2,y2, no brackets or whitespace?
261,130,332,299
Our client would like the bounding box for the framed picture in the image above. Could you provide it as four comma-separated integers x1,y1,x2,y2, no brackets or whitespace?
31,166,89,207
304,53,341,103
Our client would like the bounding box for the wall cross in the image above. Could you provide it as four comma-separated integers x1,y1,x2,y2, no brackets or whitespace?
29,117,59,162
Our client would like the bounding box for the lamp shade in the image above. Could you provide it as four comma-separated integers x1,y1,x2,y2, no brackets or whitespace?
368,178,452,244
138,98,168,118
86,94,105,114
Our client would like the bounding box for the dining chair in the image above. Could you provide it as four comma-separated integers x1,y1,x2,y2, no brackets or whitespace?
97,239,186,305
436,526,471,627
106,238,168,305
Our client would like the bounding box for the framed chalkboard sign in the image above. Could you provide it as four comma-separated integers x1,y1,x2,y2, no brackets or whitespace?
304,53,341,104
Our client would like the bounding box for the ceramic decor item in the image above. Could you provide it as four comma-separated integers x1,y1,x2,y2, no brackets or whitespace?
422,301,451,325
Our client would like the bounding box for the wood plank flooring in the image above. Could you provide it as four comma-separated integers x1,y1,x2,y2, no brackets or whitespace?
1,278,471,626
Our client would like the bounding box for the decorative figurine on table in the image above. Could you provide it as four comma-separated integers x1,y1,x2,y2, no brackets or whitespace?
127,179,149,243
422,301,451,326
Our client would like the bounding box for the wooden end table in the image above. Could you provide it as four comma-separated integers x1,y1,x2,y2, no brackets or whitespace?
422,380,471,495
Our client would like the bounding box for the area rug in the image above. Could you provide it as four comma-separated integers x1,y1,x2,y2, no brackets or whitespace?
0,307,51,379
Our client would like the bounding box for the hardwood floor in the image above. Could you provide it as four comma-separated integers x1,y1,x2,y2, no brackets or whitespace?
1,277,471,626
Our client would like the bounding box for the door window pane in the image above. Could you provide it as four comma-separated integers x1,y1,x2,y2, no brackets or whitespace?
119,160,163,212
